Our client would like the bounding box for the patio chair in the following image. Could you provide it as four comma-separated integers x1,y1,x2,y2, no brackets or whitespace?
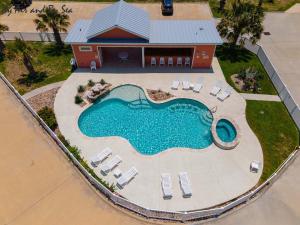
171,80,180,90
182,78,191,90
151,57,156,66
159,57,165,66
161,173,173,199
90,61,96,71
90,147,112,167
185,57,191,67
210,81,223,96
100,155,122,174
179,172,192,197
117,167,138,188
177,57,183,66
217,86,232,101
250,161,261,173
168,57,173,66
193,77,204,93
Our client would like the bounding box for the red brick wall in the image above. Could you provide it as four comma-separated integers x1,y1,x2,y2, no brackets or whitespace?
191,45,215,68
95,28,141,39
72,45,101,68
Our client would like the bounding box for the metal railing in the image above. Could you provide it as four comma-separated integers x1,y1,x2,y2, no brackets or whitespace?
0,67,299,221
244,39,300,130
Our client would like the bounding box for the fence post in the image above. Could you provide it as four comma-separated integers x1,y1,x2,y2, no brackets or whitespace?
19,32,24,41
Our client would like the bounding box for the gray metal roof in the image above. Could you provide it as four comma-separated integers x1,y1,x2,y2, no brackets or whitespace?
64,20,91,43
86,0,150,40
150,20,223,45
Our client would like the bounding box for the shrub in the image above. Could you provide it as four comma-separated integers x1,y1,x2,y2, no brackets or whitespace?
77,85,85,93
58,133,70,147
75,95,83,104
100,78,106,85
37,106,57,131
88,79,95,87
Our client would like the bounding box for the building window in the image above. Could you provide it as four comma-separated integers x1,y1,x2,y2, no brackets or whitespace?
79,46,92,52
201,51,209,59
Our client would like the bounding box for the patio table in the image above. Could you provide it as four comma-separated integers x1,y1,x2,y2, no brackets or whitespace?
118,52,129,61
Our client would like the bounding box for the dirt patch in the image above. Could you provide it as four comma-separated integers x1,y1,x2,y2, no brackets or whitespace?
147,89,174,101
27,87,59,112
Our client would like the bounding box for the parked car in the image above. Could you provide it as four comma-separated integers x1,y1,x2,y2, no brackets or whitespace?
161,0,173,16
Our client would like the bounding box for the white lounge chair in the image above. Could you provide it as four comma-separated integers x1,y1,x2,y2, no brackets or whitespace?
217,86,232,101
179,172,192,197
151,57,156,66
177,57,183,66
117,167,138,187
182,79,191,90
159,57,165,66
171,80,180,90
90,147,112,167
161,173,172,199
250,161,261,173
210,81,222,96
168,57,173,66
185,57,191,67
90,61,96,71
100,155,122,174
193,78,204,93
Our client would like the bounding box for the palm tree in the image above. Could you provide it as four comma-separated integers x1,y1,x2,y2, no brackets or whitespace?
34,6,70,48
258,0,263,7
217,0,264,47
14,38,36,76
0,24,9,55
219,0,226,12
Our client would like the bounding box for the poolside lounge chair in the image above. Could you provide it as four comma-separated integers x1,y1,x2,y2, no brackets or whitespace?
179,172,192,197
185,57,191,67
217,86,232,101
100,155,122,174
182,79,191,90
117,167,138,188
177,57,183,66
210,81,222,96
193,78,204,93
171,80,180,90
250,161,261,173
161,173,173,199
159,57,165,66
90,147,112,167
90,61,96,71
168,57,173,66
151,57,156,66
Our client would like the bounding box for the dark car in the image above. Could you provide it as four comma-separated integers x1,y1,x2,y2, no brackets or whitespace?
161,0,173,16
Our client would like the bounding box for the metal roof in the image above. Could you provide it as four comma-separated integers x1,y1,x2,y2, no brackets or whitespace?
86,0,150,40
150,20,223,45
64,20,91,43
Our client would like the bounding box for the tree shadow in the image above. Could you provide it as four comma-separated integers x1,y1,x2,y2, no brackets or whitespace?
216,44,253,63
43,44,72,57
18,71,47,86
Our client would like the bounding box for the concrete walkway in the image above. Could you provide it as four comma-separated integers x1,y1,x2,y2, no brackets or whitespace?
22,81,64,100
241,93,281,102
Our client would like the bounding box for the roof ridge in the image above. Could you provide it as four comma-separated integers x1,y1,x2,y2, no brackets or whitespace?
115,0,123,26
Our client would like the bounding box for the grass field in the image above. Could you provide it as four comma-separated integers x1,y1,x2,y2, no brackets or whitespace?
216,45,277,95
0,42,72,95
246,100,299,182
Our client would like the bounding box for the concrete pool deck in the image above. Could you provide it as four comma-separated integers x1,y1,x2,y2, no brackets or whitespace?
54,58,263,212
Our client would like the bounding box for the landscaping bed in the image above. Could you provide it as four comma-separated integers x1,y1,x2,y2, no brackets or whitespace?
0,41,72,95
246,100,299,182
147,89,174,101
216,45,277,95
27,87,59,112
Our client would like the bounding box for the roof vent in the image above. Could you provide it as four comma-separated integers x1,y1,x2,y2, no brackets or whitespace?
79,28,82,32
199,27,204,31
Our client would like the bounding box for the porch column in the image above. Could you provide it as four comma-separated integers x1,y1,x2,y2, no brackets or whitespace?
142,47,145,68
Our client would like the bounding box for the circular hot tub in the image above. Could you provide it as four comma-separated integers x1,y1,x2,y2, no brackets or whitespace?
211,117,240,150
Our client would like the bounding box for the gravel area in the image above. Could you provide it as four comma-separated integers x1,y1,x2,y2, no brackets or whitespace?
26,87,59,112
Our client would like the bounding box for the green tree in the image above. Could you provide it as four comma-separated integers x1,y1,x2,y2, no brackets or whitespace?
13,38,36,76
0,23,9,55
11,0,32,9
219,0,226,12
34,6,70,48
217,0,264,47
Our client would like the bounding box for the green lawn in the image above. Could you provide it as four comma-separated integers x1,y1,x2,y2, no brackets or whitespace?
216,45,277,95
246,100,299,182
0,42,72,95
209,0,300,17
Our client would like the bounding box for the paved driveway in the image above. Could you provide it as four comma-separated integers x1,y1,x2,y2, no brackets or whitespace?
259,12,300,105
0,1,212,32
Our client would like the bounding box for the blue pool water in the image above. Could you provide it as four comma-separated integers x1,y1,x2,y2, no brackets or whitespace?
78,85,214,155
216,119,237,142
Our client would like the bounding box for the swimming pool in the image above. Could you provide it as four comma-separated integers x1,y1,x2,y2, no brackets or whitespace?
216,119,237,142
78,85,214,155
